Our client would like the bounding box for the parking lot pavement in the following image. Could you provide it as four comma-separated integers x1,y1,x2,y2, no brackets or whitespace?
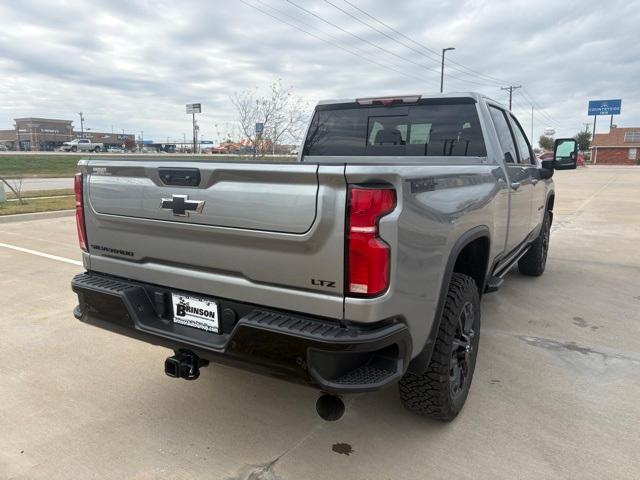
1,166,639,480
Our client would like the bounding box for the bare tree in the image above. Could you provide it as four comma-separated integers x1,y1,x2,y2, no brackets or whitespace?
0,176,25,204
231,80,308,158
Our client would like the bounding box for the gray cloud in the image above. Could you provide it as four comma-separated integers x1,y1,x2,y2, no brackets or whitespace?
0,0,638,143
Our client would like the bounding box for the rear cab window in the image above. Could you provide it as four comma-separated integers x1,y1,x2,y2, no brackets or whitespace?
303,98,486,157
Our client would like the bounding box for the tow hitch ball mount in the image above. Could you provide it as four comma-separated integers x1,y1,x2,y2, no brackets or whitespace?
164,350,209,380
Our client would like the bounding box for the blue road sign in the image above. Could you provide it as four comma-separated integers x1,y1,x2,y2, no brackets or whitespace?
588,99,621,116
255,122,264,135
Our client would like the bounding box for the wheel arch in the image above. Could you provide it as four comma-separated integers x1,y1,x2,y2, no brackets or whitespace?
546,191,555,223
407,225,490,374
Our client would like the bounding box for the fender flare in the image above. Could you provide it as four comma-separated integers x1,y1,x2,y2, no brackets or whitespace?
407,225,491,374
546,191,555,224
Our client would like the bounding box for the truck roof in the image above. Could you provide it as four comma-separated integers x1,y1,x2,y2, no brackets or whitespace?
316,91,502,107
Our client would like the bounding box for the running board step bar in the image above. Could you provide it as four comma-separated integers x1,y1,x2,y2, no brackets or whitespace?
485,276,504,293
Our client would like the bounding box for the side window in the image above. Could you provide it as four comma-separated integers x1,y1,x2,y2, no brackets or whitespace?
509,115,534,165
489,106,517,163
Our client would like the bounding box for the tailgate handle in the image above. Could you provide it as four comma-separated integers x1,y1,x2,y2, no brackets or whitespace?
158,168,201,187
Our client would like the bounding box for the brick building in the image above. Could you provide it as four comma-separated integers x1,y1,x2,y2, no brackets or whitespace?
591,127,640,165
0,117,134,151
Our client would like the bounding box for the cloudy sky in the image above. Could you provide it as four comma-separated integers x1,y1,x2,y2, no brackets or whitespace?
0,0,638,145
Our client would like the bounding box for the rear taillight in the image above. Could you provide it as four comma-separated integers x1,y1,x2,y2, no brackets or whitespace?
346,186,396,297
74,173,87,252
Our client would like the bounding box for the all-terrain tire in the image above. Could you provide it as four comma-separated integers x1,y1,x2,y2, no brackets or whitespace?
518,210,551,277
399,273,480,421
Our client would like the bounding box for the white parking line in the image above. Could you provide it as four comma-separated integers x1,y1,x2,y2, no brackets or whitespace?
0,242,83,266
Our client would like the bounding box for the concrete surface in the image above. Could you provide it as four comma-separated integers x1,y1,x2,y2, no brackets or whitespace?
0,166,639,480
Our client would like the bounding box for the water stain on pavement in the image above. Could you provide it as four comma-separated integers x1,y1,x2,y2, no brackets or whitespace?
572,316,602,331
332,443,354,456
518,335,640,378
572,316,588,327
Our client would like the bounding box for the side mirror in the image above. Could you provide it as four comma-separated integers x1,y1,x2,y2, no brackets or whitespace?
553,138,578,170
539,160,554,179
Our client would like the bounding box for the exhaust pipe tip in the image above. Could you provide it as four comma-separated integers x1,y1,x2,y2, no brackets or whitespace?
316,394,345,421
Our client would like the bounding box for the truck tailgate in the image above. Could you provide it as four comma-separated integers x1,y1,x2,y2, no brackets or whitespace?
89,162,318,233
80,160,347,318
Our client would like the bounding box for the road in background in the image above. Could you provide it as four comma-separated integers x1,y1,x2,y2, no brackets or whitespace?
17,177,74,191
1,167,639,479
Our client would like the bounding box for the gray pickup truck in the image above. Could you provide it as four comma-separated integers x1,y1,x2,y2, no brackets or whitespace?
71,93,577,421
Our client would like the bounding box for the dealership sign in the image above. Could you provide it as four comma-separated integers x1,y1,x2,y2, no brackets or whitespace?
588,99,622,116
186,103,202,114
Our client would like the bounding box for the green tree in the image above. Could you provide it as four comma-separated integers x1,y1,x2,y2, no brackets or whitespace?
574,130,592,152
538,135,554,150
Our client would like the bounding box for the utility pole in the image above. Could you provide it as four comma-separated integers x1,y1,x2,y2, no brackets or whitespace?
78,112,84,138
530,106,534,142
501,85,521,110
440,47,455,93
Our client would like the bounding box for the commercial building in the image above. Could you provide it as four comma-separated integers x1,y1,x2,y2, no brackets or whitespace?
0,117,135,151
591,126,640,165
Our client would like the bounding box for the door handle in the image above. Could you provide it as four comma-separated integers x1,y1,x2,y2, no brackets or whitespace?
510,182,521,190
531,179,539,186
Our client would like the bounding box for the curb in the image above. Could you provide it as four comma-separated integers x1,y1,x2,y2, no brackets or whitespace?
0,209,74,224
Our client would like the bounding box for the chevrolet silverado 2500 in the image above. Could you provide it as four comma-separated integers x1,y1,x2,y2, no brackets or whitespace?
71,93,578,421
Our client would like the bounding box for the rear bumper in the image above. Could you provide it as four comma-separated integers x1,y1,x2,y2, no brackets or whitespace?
71,272,411,394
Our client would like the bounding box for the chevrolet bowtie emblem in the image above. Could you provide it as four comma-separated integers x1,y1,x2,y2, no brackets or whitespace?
160,194,205,217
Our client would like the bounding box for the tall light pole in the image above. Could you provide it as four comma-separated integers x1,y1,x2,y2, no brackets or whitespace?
78,112,84,138
440,47,455,93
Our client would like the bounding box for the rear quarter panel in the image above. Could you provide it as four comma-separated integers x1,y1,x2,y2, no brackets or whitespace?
344,160,509,354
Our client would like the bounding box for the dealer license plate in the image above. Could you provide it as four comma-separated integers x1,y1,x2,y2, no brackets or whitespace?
171,293,219,333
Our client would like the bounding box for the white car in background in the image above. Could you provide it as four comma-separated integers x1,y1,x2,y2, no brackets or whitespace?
61,138,104,153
